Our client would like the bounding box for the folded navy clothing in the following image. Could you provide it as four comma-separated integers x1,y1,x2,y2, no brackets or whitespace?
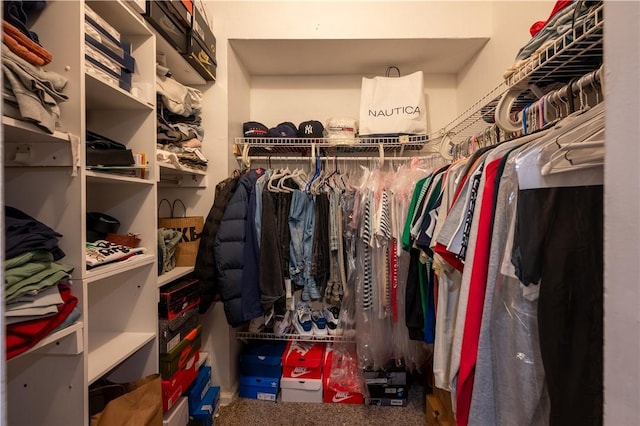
5,206,65,261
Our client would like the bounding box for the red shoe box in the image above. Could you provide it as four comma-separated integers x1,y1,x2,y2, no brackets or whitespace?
162,352,199,412
280,341,325,403
281,341,324,379
323,346,364,404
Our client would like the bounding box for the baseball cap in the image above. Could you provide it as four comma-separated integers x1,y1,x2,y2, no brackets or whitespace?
297,120,325,138
268,122,297,138
243,121,269,137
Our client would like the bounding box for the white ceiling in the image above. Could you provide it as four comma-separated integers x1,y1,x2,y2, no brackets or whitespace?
230,38,489,76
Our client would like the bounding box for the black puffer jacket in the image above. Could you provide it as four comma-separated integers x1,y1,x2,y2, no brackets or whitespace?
194,173,240,313
214,170,258,327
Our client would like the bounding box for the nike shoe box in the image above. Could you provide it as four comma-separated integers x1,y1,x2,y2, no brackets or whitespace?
240,341,287,378
186,365,211,414
159,277,200,320
162,352,199,412
163,396,188,426
280,341,324,403
143,0,189,54
184,2,216,82
191,386,220,426
158,307,199,354
281,341,325,379
322,346,364,404
238,375,279,402
160,324,202,379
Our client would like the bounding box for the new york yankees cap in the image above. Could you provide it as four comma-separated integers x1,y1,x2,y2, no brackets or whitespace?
297,120,325,138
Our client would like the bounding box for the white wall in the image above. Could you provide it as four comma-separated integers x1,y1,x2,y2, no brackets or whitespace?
456,1,555,114
603,2,640,424
249,74,457,135
209,1,491,40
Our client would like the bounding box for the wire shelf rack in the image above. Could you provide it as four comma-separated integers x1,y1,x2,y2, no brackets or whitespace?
234,134,430,157
435,2,603,147
235,331,355,343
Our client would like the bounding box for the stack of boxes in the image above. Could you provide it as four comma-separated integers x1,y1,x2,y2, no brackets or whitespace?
238,341,286,402
84,4,136,93
280,341,325,403
364,362,408,407
186,366,221,426
158,277,201,413
142,0,217,81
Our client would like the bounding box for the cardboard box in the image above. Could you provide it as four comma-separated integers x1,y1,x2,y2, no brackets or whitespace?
161,352,199,412
163,396,188,426
363,365,407,386
191,386,220,426
84,32,135,73
367,383,408,399
281,341,324,380
426,387,456,426
143,0,188,54
192,5,216,63
280,376,323,403
365,397,408,407
159,307,199,354
238,375,279,402
186,365,211,414
183,31,216,82
240,341,286,378
166,0,193,29
160,325,202,379
159,277,200,320
322,347,364,404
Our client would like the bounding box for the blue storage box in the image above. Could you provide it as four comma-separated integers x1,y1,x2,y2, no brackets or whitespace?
240,341,286,378
191,386,220,426
238,376,279,402
187,366,211,414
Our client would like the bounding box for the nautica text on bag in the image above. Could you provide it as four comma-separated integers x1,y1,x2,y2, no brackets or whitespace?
369,105,421,117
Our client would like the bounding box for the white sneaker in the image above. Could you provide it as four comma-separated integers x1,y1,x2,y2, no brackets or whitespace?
311,310,328,336
293,305,313,336
323,306,340,335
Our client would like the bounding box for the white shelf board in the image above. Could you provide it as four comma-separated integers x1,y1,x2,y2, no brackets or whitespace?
86,0,152,36
85,73,154,111
2,116,71,143
86,169,155,185
88,331,156,385
85,253,156,282
7,321,84,361
158,266,194,288
151,26,207,86
158,162,207,176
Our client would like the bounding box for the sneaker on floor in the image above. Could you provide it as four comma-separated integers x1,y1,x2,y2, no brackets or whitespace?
293,305,313,336
311,310,328,336
323,306,340,335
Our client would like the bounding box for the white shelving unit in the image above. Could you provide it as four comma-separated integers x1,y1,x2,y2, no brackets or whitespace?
3,1,159,424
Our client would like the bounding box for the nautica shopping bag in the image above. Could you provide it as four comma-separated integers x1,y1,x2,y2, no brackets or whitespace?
359,68,428,136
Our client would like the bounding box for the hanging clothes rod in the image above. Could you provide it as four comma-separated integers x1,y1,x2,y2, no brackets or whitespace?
242,155,442,162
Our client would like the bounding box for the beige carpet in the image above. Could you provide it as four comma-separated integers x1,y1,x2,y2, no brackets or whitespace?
214,385,426,426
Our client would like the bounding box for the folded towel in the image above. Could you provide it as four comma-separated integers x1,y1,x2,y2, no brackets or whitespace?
2,19,52,66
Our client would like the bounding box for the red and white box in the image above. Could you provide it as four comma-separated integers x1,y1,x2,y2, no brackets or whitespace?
323,346,364,404
280,341,325,403
161,352,199,412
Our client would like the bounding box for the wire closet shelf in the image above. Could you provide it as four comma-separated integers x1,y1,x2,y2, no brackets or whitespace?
235,331,355,343
432,2,604,148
